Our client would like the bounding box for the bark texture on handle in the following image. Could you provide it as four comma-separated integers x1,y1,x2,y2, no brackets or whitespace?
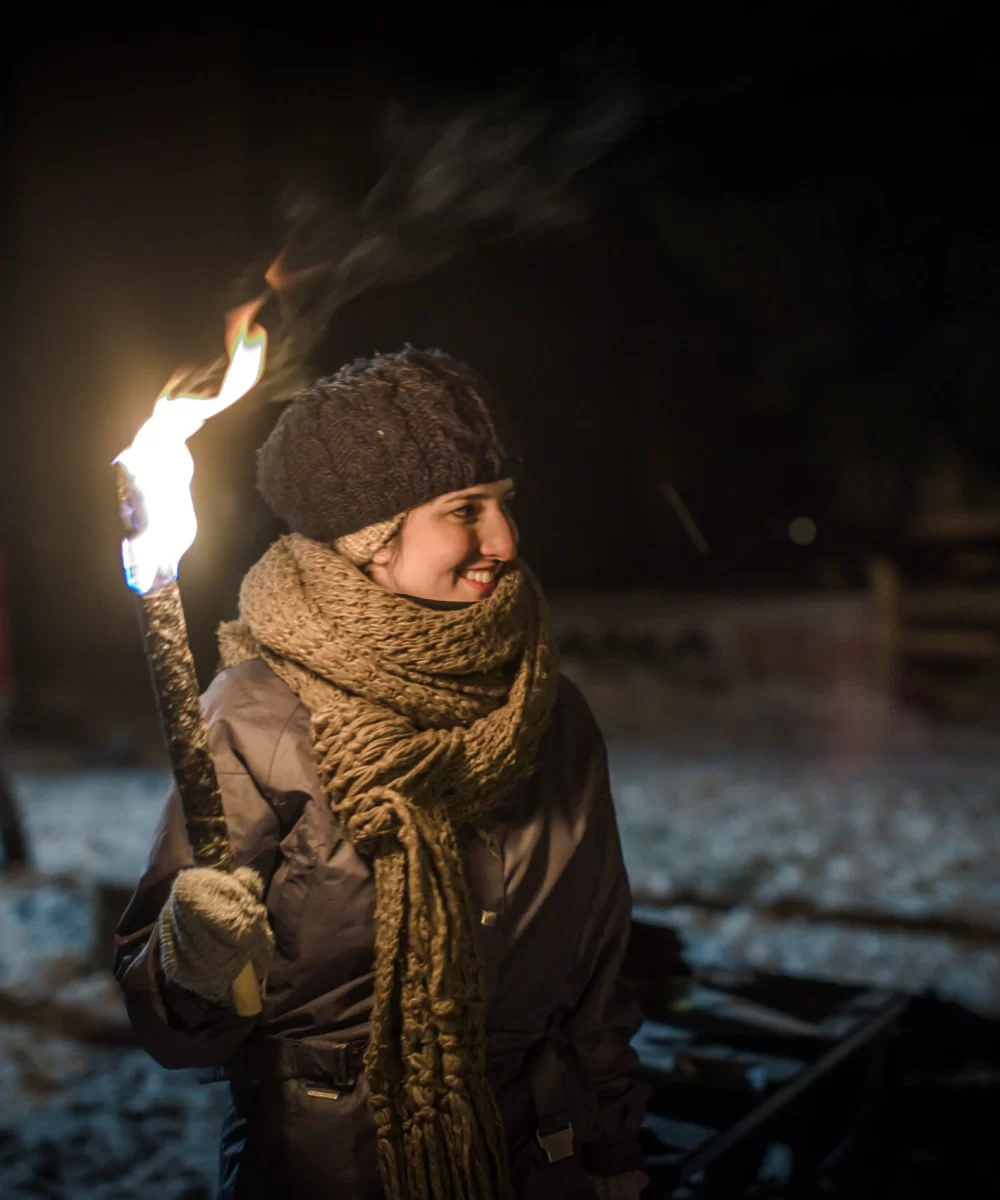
136,584,262,1016
137,582,234,871
117,463,261,1015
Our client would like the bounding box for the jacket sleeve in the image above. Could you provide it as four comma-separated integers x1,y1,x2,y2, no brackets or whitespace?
561,732,649,1178
112,668,302,1069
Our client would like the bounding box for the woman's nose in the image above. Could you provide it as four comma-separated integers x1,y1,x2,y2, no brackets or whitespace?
480,506,518,561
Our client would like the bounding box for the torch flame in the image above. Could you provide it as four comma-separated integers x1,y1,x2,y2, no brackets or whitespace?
114,299,267,595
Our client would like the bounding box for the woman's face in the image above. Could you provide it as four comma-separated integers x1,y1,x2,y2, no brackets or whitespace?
367,478,518,602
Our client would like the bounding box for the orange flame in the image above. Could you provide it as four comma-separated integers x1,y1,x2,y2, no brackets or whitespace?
114,295,269,595
264,249,328,294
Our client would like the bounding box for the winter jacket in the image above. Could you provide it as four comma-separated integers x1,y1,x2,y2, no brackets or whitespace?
114,658,648,1199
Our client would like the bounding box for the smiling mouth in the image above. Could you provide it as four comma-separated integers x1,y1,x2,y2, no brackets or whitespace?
459,566,500,592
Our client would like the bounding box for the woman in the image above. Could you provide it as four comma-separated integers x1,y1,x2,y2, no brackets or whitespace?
114,348,648,1199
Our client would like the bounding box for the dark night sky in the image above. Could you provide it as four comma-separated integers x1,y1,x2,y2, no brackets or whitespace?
2,27,997,709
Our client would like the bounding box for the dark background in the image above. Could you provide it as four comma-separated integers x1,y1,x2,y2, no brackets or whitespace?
1,29,998,1199
3,26,997,720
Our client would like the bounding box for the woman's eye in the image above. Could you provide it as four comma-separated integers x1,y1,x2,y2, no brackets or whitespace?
452,505,476,520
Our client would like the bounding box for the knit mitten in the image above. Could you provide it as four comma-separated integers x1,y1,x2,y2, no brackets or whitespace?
158,866,274,1005
588,1170,651,1200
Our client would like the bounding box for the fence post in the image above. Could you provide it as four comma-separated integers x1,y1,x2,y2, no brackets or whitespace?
868,557,900,698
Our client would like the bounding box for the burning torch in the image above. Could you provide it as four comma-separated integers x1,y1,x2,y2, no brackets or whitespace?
114,302,268,1017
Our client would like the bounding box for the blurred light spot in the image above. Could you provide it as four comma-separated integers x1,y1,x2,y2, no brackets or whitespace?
789,517,816,545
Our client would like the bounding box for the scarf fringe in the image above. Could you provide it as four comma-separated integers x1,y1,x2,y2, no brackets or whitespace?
378,1082,511,1200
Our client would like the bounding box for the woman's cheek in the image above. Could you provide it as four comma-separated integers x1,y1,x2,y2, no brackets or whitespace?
442,526,477,570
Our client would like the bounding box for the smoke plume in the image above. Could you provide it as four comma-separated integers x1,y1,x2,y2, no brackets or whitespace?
181,66,642,404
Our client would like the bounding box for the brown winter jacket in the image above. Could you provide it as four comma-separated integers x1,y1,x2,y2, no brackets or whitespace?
114,658,647,1199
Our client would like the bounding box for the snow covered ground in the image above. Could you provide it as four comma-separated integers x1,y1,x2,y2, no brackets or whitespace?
0,1025,228,1198
4,721,998,1018
584,666,1000,1020
612,749,1000,1015
1,674,998,1195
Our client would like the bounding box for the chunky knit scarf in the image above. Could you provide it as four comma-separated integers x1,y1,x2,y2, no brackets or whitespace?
217,534,559,1200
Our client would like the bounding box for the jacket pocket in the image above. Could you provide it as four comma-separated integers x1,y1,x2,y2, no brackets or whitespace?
224,1075,381,1200
282,1075,381,1197
507,1038,601,1200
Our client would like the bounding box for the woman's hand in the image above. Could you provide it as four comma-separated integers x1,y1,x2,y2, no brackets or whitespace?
157,866,274,1005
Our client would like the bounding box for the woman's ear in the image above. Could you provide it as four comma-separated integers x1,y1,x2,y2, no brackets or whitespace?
370,544,393,566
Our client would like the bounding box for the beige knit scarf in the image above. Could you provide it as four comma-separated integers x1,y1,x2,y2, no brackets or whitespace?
217,534,559,1200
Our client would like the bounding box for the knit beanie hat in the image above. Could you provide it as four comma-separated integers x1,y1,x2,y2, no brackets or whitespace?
257,347,521,562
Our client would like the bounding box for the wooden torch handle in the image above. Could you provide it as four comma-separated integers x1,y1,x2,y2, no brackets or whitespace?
136,580,236,870
116,464,263,1017
134,579,263,1017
